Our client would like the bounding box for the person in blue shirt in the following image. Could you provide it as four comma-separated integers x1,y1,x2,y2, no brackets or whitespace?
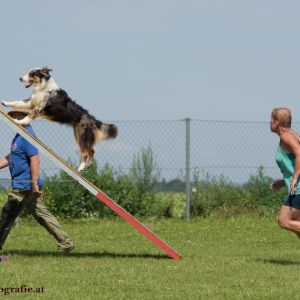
0,111,74,253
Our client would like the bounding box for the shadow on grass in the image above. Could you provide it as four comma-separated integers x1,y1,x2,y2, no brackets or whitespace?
2,249,170,260
256,258,300,266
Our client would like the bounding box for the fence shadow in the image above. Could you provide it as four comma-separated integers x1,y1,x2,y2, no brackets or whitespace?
255,258,300,266
3,249,170,260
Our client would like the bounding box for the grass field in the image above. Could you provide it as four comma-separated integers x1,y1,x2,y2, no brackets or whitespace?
1,215,300,299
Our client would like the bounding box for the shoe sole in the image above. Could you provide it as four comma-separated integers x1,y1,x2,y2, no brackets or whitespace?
57,245,75,254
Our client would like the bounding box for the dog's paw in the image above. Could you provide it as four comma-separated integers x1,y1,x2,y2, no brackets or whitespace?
77,163,86,172
13,118,21,124
13,118,29,126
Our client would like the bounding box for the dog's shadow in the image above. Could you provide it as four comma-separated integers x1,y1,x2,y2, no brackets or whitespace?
255,258,300,266
3,249,170,260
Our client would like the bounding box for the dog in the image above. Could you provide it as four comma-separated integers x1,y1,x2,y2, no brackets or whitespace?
1,67,118,171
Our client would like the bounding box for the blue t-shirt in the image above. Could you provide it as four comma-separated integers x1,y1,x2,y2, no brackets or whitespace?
9,125,43,190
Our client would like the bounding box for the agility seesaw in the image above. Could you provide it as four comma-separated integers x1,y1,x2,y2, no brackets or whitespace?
0,109,182,260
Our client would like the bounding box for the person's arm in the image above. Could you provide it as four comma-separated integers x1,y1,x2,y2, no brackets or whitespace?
281,132,300,194
29,155,41,194
0,155,10,169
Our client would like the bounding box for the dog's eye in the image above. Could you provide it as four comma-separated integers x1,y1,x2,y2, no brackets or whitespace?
30,70,41,77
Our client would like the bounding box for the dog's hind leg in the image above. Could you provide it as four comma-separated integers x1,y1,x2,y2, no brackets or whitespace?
85,148,95,168
73,127,85,171
78,150,88,172
74,124,96,171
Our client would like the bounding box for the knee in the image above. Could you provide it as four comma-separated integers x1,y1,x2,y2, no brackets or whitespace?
277,215,290,229
31,207,45,220
31,206,51,223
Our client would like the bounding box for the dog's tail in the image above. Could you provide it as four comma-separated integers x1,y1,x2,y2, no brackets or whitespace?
105,123,118,139
96,121,118,140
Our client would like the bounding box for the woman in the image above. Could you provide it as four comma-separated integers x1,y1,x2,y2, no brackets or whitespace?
270,107,300,237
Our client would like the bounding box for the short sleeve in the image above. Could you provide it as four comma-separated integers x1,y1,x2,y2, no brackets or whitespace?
22,138,39,157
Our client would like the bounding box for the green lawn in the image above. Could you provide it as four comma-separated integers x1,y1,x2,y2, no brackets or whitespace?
0,216,300,299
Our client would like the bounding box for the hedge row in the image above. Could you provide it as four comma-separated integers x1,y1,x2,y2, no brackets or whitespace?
40,164,286,219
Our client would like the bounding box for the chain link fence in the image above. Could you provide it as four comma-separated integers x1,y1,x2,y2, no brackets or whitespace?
0,116,294,218
0,118,286,183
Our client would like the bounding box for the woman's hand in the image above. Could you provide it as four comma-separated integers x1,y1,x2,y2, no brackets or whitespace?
290,178,298,194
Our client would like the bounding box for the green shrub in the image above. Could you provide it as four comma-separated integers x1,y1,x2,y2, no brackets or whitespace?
242,166,286,216
190,167,285,217
43,147,163,218
153,192,185,218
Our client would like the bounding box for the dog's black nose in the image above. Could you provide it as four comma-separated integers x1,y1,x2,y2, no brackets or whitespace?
19,77,22,82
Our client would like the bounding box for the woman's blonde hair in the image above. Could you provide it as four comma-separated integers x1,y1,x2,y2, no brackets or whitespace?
271,108,292,128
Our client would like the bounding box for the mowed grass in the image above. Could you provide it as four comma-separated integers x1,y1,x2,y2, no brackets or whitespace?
1,216,300,299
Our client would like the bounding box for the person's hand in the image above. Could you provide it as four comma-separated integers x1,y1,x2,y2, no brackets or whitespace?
32,183,42,196
269,180,284,191
290,178,298,195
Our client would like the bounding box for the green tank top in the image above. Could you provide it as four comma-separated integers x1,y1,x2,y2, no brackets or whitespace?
276,145,300,194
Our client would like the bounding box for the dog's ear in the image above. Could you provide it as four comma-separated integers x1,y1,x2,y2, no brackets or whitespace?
41,67,53,78
41,66,53,73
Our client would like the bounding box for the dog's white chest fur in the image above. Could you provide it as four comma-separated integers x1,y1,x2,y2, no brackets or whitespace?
31,78,59,109
31,91,48,108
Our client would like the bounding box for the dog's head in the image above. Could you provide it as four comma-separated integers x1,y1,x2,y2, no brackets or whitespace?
20,67,53,88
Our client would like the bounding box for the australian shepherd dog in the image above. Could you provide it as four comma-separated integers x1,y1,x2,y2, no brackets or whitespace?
1,67,118,171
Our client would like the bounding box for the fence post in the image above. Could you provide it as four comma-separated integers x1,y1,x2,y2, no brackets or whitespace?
185,118,191,222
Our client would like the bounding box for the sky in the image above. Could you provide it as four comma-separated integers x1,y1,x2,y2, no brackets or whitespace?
1,1,300,122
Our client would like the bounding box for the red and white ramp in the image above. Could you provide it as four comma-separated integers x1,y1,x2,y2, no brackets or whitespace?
0,110,182,260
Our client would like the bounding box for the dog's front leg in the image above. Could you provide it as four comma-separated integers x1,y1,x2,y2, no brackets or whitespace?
1,99,32,110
